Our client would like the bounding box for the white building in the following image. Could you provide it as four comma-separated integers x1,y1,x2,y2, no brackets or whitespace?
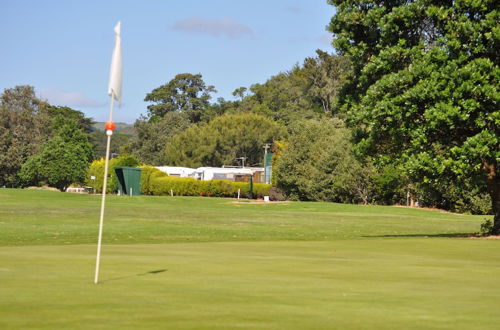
155,166,264,183
155,166,196,178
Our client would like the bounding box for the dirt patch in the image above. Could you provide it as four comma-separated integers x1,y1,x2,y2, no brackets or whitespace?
454,234,500,239
227,200,290,205
393,205,463,215
26,186,60,192
481,235,500,239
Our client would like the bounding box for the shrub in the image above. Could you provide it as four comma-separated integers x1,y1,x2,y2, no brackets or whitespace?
480,219,494,236
139,165,168,195
86,155,140,193
148,176,270,199
205,180,235,197
18,124,92,191
253,183,272,199
274,118,368,203
150,177,201,196
86,158,106,192
455,193,492,215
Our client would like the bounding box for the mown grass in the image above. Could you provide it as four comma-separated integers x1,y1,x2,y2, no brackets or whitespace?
0,189,498,329
0,189,486,246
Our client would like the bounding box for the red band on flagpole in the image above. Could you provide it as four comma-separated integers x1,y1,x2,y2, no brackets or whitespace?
105,121,116,131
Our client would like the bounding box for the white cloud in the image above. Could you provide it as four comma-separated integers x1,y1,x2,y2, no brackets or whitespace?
39,88,104,108
173,17,253,39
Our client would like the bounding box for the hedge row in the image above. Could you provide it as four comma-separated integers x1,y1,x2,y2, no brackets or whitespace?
140,166,270,198
139,165,169,195
86,155,140,193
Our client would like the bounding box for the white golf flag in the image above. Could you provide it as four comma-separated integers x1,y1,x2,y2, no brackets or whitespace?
108,21,122,104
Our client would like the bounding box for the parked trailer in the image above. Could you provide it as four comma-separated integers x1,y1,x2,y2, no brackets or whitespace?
156,166,265,183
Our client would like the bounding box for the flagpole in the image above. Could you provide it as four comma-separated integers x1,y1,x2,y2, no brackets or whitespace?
94,20,121,284
94,96,115,284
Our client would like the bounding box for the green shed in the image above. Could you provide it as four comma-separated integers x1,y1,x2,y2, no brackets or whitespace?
115,167,142,196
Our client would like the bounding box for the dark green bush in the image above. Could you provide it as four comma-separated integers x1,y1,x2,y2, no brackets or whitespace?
480,218,494,235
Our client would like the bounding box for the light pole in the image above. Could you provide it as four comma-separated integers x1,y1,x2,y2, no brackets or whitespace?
263,143,272,184
263,143,271,155
236,156,247,168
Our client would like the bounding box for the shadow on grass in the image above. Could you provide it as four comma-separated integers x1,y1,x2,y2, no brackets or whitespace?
101,269,167,283
363,233,478,238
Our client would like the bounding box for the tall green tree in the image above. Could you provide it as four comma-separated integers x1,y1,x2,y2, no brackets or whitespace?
328,0,499,231
303,50,351,115
243,65,322,124
144,73,216,123
48,105,103,159
18,119,93,190
90,129,132,160
0,86,51,187
230,51,350,124
232,87,248,101
200,97,235,122
274,119,373,203
131,112,191,165
164,113,286,168
47,105,95,134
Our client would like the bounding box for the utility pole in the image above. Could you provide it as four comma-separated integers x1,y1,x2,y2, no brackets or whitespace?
263,143,271,155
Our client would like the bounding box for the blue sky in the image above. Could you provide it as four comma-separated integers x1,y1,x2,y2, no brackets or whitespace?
0,1,335,123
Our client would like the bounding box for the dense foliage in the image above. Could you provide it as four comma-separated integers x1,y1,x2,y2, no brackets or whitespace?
0,86,51,187
145,176,270,199
18,127,93,190
48,105,94,134
0,86,98,189
90,129,133,160
328,0,499,230
131,112,191,165
86,154,140,193
138,165,169,195
227,51,351,124
164,113,287,168
274,119,373,203
144,73,216,123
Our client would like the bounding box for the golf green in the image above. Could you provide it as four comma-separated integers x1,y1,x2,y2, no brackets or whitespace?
0,189,498,329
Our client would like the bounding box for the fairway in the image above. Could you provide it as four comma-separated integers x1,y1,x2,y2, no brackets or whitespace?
1,189,499,329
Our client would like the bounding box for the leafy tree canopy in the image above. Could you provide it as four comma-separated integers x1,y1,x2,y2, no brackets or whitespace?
303,50,351,115
328,0,499,231
131,112,191,165
228,51,351,124
47,105,95,134
274,119,372,203
18,118,93,190
164,113,287,168
0,85,51,187
245,66,321,124
90,130,133,160
144,73,216,123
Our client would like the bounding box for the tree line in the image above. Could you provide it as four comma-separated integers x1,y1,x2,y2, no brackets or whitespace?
0,0,497,232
